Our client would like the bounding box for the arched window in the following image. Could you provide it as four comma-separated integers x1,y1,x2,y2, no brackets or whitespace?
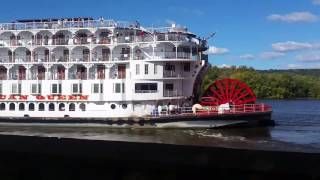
49,103,55,111
9,103,15,111
69,103,75,111
29,103,35,111
59,103,65,111
19,103,25,111
79,103,86,111
39,103,45,111
0,103,5,111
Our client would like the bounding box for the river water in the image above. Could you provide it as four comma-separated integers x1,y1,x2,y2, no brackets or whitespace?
0,100,319,153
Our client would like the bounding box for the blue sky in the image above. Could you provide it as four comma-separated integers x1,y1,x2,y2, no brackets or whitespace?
0,0,319,69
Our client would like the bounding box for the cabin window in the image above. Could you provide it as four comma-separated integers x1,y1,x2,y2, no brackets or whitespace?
113,83,125,93
19,103,25,111
0,103,5,111
136,64,140,75
154,64,158,74
122,104,127,109
9,103,15,111
92,83,103,93
31,83,42,94
79,103,86,111
51,83,62,94
49,103,55,111
59,103,65,111
111,104,116,109
144,64,149,74
135,83,157,93
39,103,45,111
11,83,21,94
69,103,75,111
72,83,82,94
29,103,35,111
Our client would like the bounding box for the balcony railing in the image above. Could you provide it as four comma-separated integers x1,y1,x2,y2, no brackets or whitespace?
163,71,181,78
164,90,180,97
113,53,130,61
69,72,87,80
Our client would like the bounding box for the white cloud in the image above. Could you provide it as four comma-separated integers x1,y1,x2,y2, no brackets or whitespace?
312,0,320,5
296,54,320,62
267,12,318,23
272,41,314,52
260,52,285,60
239,54,255,60
205,46,230,55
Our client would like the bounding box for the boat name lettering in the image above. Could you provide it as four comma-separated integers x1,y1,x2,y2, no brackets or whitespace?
0,95,89,101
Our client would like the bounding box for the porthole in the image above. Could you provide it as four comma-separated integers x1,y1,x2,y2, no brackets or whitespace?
122,104,127,109
111,104,116,109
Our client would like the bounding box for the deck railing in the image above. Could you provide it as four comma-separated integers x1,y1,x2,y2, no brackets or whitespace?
154,104,272,117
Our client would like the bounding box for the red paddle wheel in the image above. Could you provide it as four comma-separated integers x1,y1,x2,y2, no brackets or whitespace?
200,78,256,106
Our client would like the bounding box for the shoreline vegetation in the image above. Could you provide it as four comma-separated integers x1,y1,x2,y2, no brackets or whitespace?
201,66,320,99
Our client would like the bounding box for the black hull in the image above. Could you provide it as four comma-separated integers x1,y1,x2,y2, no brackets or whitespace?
0,111,274,128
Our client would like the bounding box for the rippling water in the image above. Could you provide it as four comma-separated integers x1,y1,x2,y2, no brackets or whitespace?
0,100,319,153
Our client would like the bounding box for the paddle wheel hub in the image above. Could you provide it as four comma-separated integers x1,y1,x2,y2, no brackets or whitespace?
200,78,256,106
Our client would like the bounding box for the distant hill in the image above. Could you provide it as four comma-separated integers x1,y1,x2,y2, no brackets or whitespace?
259,69,320,77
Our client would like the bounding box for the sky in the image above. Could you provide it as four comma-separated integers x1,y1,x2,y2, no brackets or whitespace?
0,0,319,70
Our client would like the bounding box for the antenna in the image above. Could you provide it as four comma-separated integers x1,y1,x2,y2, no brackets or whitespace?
204,32,216,41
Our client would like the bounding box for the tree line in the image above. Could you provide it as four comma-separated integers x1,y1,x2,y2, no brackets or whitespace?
201,66,320,99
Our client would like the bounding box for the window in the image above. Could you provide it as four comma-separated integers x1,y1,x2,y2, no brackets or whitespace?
29,103,35,111
135,83,158,93
165,84,174,91
136,64,140,75
19,103,25,111
9,103,15,111
79,103,86,111
72,83,82,94
69,103,75,111
144,64,149,74
59,103,65,111
93,83,103,93
39,103,45,111
31,84,42,94
111,104,116,109
0,103,5,111
11,83,21,94
51,83,62,94
113,83,125,93
154,64,158,74
49,103,55,111
183,62,191,72
122,104,127,109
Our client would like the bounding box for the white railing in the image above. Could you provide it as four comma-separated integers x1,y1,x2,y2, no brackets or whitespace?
163,90,180,97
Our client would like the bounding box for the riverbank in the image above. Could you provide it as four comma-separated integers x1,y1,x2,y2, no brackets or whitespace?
0,134,318,179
